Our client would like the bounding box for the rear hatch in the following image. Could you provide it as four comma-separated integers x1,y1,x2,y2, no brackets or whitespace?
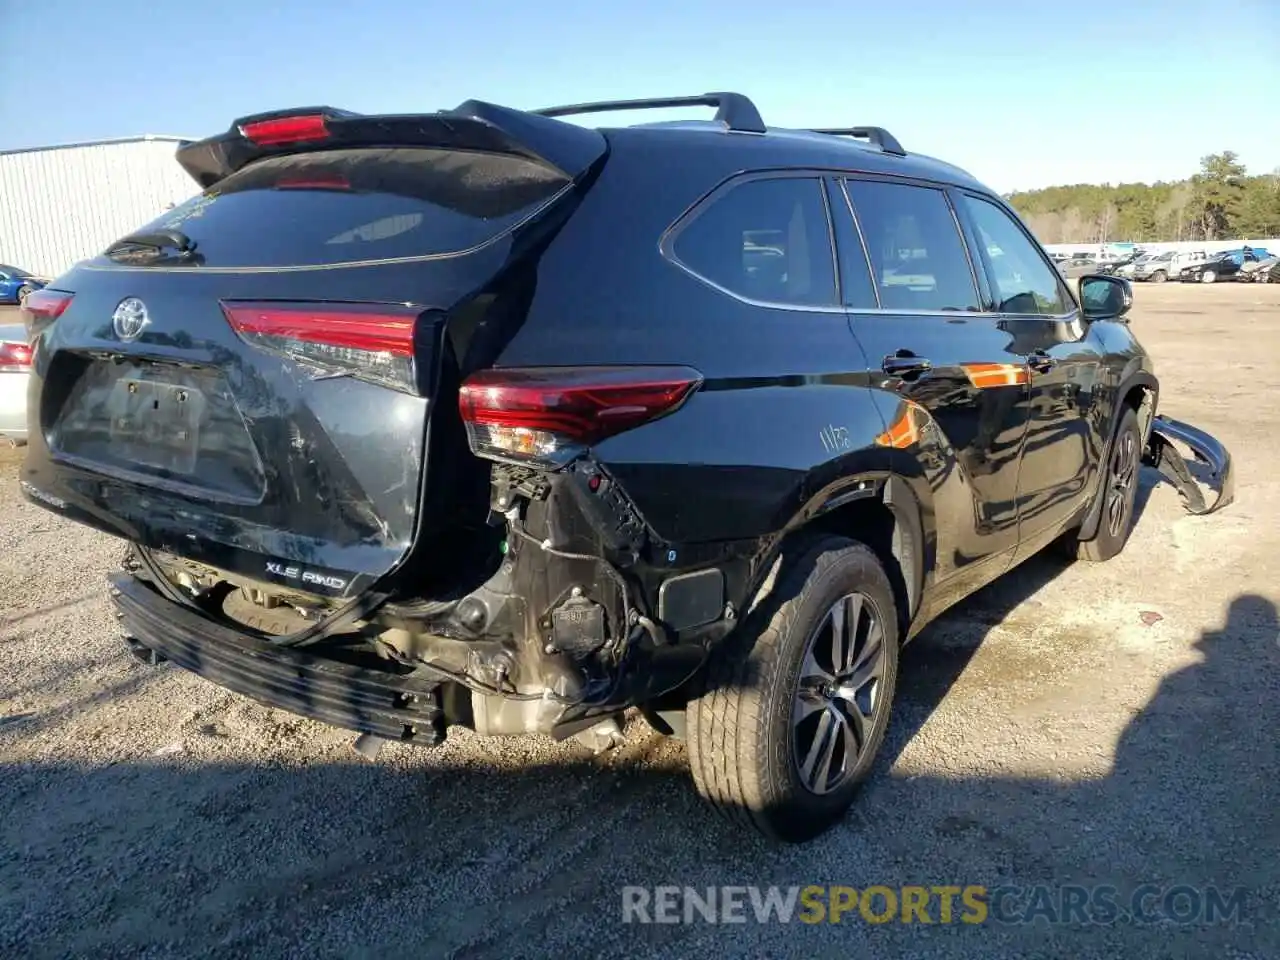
20,104,605,600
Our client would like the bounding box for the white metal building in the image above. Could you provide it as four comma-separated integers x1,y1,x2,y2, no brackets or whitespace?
0,136,199,278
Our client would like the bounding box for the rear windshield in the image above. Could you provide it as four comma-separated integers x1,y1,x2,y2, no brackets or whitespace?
105,147,570,269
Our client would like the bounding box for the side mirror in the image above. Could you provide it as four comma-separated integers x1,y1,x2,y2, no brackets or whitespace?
1079,274,1133,322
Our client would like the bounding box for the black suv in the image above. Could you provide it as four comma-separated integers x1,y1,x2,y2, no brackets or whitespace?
1179,247,1269,283
19,93,1234,842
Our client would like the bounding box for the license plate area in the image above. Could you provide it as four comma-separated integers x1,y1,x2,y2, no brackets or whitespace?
49,357,267,503
107,377,208,474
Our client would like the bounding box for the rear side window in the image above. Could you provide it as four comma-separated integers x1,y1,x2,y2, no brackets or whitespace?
107,148,570,268
960,194,1069,315
843,179,979,312
669,177,837,307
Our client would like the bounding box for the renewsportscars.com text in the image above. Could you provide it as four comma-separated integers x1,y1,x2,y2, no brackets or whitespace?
621,884,1248,926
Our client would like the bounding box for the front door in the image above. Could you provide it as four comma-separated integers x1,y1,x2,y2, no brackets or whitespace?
952,191,1105,543
828,175,1032,599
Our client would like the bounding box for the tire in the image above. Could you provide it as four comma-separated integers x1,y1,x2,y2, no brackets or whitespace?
15,285,32,304
686,534,899,843
1201,270,1216,284
1150,270,1166,284
1065,405,1142,563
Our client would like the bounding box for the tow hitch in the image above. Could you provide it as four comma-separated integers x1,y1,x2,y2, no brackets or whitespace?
1144,415,1235,516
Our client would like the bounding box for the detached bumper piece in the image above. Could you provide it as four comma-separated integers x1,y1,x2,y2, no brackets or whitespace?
110,572,444,745
1144,415,1235,516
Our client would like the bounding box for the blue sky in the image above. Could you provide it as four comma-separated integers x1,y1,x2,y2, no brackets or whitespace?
2,0,1277,191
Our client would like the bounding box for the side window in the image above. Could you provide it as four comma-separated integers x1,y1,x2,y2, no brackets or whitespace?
670,177,837,307
825,180,879,310
842,179,980,312
961,195,1069,315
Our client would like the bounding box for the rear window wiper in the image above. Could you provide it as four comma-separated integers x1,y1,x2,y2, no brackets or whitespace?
106,228,198,258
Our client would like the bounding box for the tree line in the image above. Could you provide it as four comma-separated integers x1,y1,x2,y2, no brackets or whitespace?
1007,152,1280,245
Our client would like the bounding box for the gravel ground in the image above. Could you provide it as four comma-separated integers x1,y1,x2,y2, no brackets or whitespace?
2,284,1279,959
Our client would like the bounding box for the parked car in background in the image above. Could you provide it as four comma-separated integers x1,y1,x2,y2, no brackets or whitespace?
1058,256,1099,279
1132,251,1176,283
1179,247,1271,283
0,265,48,305
0,317,32,443
1136,250,1216,283
1171,250,1210,279
1101,252,1150,278
1241,255,1279,282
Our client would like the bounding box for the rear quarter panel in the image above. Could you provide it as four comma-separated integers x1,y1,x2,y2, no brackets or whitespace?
494,132,898,545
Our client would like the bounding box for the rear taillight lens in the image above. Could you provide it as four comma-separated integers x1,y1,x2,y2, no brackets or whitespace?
19,289,73,340
458,366,702,467
220,301,421,393
0,341,32,372
239,114,330,146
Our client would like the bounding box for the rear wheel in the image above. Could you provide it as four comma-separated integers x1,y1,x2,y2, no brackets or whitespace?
1201,270,1216,284
1065,405,1142,563
15,285,32,304
1150,270,1166,284
686,535,898,843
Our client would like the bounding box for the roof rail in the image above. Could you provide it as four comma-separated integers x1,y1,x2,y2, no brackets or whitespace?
533,93,766,134
809,126,906,157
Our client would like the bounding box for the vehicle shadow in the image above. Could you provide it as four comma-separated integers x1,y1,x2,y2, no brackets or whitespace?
4,594,1274,959
882,545,1072,767
884,461,1164,767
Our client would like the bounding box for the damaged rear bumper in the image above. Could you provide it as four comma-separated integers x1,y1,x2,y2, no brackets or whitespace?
1144,414,1235,516
110,572,446,745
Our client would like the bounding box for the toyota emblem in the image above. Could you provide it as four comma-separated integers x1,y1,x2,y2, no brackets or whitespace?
112,298,150,341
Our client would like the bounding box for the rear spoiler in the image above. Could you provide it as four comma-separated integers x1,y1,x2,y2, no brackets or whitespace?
175,100,609,189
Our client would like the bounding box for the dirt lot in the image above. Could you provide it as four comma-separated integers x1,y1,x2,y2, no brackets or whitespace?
2,284,1278,959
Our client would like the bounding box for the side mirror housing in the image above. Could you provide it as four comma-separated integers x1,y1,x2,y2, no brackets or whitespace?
1079,274,1133,322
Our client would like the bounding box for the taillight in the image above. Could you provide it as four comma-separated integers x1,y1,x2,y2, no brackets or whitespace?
239,114,330,146
458,366,702,467
0,341,32,372
220,301,421,394
19,289,72,323
19,289,73,338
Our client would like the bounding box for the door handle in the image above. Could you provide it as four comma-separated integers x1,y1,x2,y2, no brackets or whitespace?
882,351,933,379
1029,350,1056,373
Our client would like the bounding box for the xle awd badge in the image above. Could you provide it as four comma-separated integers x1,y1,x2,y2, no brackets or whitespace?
112,298,149,341
266,561,348,592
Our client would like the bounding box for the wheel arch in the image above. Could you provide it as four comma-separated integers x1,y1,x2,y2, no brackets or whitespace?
757,470,930,643
1078,369,1159,541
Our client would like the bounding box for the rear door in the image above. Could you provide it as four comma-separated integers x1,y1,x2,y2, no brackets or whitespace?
22,123,600,600
829,175,1032,596
953,190,1105,545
